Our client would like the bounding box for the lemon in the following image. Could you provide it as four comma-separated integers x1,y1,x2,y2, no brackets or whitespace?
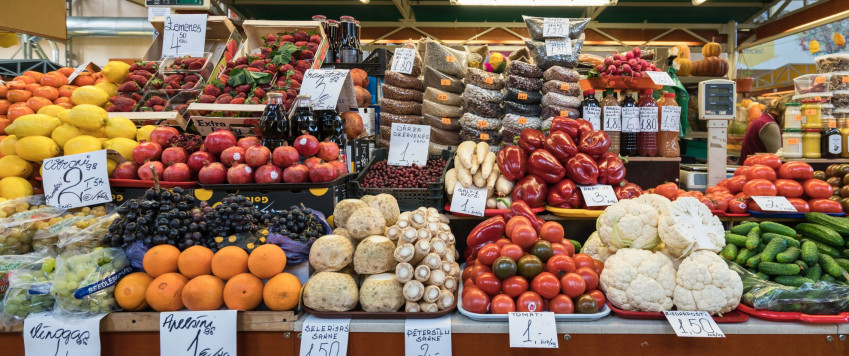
101,61,130,84
63,135,102,156
0,177,33,199
71,85,108,107
95,82,118,99
106,159,117,175
105,116,137,139
136,125,156,142
5,114,61,137
51,124,82,148
57,109,71,124
37,105,66,118
81,127,107,138
0,155,33,178
103,137,138,161
67,104,108,131
0,135,18,156
15,136,60,162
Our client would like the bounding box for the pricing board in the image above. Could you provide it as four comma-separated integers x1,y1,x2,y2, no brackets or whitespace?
660,106,682,132
750,196,797,212
449,185,487,217
579,185,618,207
603,106,621,131
161,14,206,56
42,149,112,209
664,311,725,338
405,315,452,356
542,18,569,38
508,312,558,348
300,69,357,112
24,313,105,356
300,316,351,356
545,39,571,56
388,123,431,167
391,48,416,75
159,310,237,356
646,71,676,86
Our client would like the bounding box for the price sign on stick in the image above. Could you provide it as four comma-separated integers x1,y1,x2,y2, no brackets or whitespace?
24,313,105,356
161,14,207,56
405,315,452,356
646,71,676,86
160,310,237,356
391,48,416,75
664,311,725,338
388,123,431,167
300,69,355,111
508,312,558,348
542,18,569,38
579,185,618,207
450,185,487,217
300,316,351,356
751,196,797,212
42,149,112,209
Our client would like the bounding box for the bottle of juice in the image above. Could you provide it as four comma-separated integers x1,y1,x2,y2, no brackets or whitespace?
601,89,621,154
259,92,289,150
658,92,680,157
637,89,658,156
293,94,320,137
620,91,639,156
580,89,601,130
319,109,347,148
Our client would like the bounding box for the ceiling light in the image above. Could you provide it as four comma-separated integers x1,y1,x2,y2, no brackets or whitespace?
450,0,617,6
692,0,707,5
360,0,370,3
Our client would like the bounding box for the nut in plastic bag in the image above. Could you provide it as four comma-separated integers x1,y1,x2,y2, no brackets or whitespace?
525,34,585,70
51,248,131,315
424,39,469,78
523,16,590,41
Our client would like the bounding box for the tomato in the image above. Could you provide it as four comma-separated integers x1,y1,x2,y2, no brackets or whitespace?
517,255,544,280
803,179,834,199
539,221,565,243
774,179,804,198
717,179,729,188
575,294,599,314
654,182,679,200
576,267,599,291
588,290,606,307
734,166,751,176
549,294,574,314
500,244,524,262
705,185,730,195
592,259,604,275
505,216,532,239
545,254,576,277
551,243,572,257
755,154,782,170
745,164,777,181
469,264,492,283
531,272,561,299
530,240,554,263
501,276,529,298
743,155,757,166
462,286,491,314
477,243,501,266
490,294,516,314
809,198,843,213
572,253,594,270
560,239,576,256
727,175,747,194
778,161,814,181
728,199,748,214
700,197,718,210
734,192,748,201
475,272,502,296
462,264,475,281
494,238,512,248
787,198,811,213
743,179,777,197
464,278,476,291
712,197,728,212
492,256,518,280
516,291,544,312
559,272,586,298
511,224,538,249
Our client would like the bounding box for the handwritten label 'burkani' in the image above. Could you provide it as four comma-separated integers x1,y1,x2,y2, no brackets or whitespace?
24,313,105,356
159,310,237,356
42,149,112,210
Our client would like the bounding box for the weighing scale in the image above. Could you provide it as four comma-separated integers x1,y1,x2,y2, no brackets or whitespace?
680,164,737,192
698,79,736,187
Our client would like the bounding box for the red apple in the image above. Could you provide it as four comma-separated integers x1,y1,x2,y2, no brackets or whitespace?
148,126,179,147
245,145,271,168
272,145,299,168
303,157,323,170
132,141,163,164
328,160,348,178
283,164,309,183
137,161,164,181
187,151,217,172
293,134,319,157
163,163,192,182
237,136,262,150
220,146,246,167
161,147,189,166
203,129,237,155
198,162,227,184
316,141,340,161
255,164,283,183
309,162,337,183
111,162,139,179
227,163,254,184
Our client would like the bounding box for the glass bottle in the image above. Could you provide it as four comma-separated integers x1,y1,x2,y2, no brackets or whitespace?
658,92,680,157
620,91,639,156
839,116,849,158
339,16,359,64
637,89,658,157
318,109,346,148
293,94,320,137
802,129,822,158
354,19,363,62
601,89,621,154
801,99,822,130
579,89,601,130
260,92,290,150
823,116,842,159
783,102,802,130
326,19,340,63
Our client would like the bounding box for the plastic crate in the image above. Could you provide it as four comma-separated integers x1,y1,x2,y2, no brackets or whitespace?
348,148,453,212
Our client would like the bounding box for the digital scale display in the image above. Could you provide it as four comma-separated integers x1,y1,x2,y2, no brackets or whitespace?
698,80,735,120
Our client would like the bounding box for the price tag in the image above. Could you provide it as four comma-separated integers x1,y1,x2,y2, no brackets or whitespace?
579,185,618,207
390,48,416,75
602,106,621,131
815,76,826,84
440,79,451,86
843,76,849,83
639,107,659,132
788,138,799,145
24,313,105,356
663,311,725,338
518,117,528,124
751,196,797,212
583,105,601,130
161,14,207,56
517,92,528,100
480,133,490,140
388,123,431,167
160,310,236,356
300,316,351,356
405,315,452,356
441,117,451,124
477,120,487,128
646,71,676,86
42,149,112,209
794,114,802,121
660,106,682,132
829,120,838,129
508,312,558,348
445,56,456,63
621,107,640,133
300,69,353,111
545,39,571,56
559,111,569,117
148,6,170,21
450,185,487,217
805,109,817,116
542,18,569,38
560,83,570,91
437,93,448,101
485,77,494,85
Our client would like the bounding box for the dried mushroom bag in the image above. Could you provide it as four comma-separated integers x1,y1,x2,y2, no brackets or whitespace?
423,67,465,94
464,97,504,118
504,87,543,104
464,68,505,90
423,100,464,118
1,255,55,327
523,16,590,41
503,100,542,117
503,114,542,132
460,112,503,131
424,39,469,78
464,84,503,104
385,70,425,91
731,263,849,315
0,195,66,256
381,98,423,115
424,87,463,107
505,60,544,78
382,84,424,102
460,127,502,145
423,113,461,131
51,247,131,315
525,34,585,70
56,213,118,255
542,80,581,97
381,112,423,126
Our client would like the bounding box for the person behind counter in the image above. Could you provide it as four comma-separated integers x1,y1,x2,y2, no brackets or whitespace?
740,100,785,164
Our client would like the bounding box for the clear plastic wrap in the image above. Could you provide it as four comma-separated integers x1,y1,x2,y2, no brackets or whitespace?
51,248,131,315
423,113,461,131
424,39,468,78
506,74,543,92
502,114,542,132
463,84,503,103
385,70,425,91
542,80,581,97
0,196,66,255
460,127,502,145
459,112,503,131
0,254,42,300
382,84,424,102
32,205,111,254
828,72,849,91
733,263,849,315
503,100,542,117
463,97,503,118
56,213,119,255
430,126,462,146
381,113,422,126
522,16,590,41
1,255,55,327
833,91,849,110
423,67,465,94
541,105,580,120
815,53,849,73
505,60,544,79
542,117,554,131
525,35,585,70
542,92,581,108
464,68,505,90
381,98,423,115
422,100,464,118
424,87,463,107
543,66,581,82
504,87,542,104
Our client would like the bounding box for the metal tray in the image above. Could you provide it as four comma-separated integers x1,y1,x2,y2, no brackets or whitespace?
304,304,455,319
606,302,750,323
457,284,610,322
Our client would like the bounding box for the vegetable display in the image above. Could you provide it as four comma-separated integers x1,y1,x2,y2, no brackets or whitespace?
445,141,511,209
816,163,849,213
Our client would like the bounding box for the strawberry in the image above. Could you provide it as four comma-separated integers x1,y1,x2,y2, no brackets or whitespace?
181,82,196,90
235,56,249,66
133,70,153,79
295,41,308,49
188,61,204,70
118,81,141,92
299,50,315,60
235,64,249,69
149,96,168,106
293,31,308,42
246,97,260,104
265,34,278,45
289,80,301,89
279,64,294,73
295,60,311,72
289,71,304,83
226,39,238,54
203,85,221,97
131,92,143,102
235,92,247,99
306,42,319,54
215,94,233,104
260,47,273,57
246,67,261,72
266,63,278,73
230,97,246,104
153,105,165,112
235,84,251,94
309,35,322,44
198,94,216,103
253,87,267,99
184,74,199,83
250,59,265,70
280,34,295,43
111,96,137,112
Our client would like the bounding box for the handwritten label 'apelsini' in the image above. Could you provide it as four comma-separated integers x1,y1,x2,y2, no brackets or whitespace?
405,315,452,356
388,123,431,167
24,313,105,356
300,69,350,111
300,316,351,356
42,149,112,210
161,14,207,56
160,310,237,356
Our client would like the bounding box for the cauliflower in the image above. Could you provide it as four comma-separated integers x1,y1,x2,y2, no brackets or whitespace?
658,197,725,259
599,248,677,312
596,199,660,251
635,193,671,215
673,250,743,315
581,232,614,262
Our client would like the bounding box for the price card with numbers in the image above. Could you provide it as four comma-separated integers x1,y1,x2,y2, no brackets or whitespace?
603,106,622,131
449,185,487,217
640,106,659,132
388,123,431,167
750,196,797,212
42,149,112,209
646,71,676,86
583,105,602,130
542,18,569,38
300,69,356,111
161,14,207,56
660,106,682,132
160,310,236,356
621,107,640,133
24,313,105,356
664,311,725,338
391,48,416,75
579,185,618,207
300,316,351,356
508,312,558,348
545,39,571,57
405,315,452,356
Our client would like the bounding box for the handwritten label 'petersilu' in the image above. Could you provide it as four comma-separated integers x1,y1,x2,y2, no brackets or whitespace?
42,149,112,210
663,311,725,338
449,185,487,217
579,185,618,207
391,48,416,75
300,315,351,356
388,123,431,167
24,313,105,356
161,14,207,56
405,315,452,356
159,310,237,356
300,69,350,111
603,106,621,131
508,312,558,349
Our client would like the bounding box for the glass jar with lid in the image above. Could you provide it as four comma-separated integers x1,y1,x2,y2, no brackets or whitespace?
782,129,803,159
784,102,802,130
801,100,823,129
802,129,822,158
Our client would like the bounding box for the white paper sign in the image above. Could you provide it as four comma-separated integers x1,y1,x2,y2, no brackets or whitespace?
660,106,682,132
300,316,351,356
24,313,105,356
663,311,725,338
621,107,640,133
160,310,236,356
42,150,112,209
450,185,487,217
640,106,659,133
391,48,416,75
161,14,207,56
148,7,170,21
545,39,571,57
388,123,431,167
508,312,558,349
751,196,798,212
300,69,352,111
602,106,621,131
66,64,88,84
405,315,452,356
542,18,569,38
579,185,618,207
582,105,601,130
646,71,676,86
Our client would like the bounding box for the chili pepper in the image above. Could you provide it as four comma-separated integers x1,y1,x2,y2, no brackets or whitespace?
566,153,600,185
547,179,577,208
615,181,642,200
504,199,544,231
578,130,611,157
597,152,626,185
576,119,594,138
464,215,506,261
517,128,546,153
497,145,527,181
511,175,549,209
550,117,580,140
544,130,578,164
527,149,566,184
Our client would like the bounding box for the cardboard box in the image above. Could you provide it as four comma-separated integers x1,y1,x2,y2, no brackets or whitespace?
241,20,328,70
186,103,266,137
143,16,241,72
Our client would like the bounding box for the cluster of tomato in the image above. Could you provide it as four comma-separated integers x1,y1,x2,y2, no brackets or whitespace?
462,216,606,315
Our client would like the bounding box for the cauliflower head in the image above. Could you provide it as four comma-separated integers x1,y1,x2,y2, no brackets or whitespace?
581,232,614,262
673,250,743,315
658,197,725,259
635,193,672,215
599,248,677,312
596,199,660,251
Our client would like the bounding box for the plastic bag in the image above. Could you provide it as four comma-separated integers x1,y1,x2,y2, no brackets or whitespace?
424,39,468,78
508,48,532,63
32,205,112,255
543,66,581,82
266,208,331,266
381,113,422,126
423,113,461,131
503,101,542,117
523,16,590,41
463,84,503,104
423,100,464,118
732,263,849,314
464,68,505,90
505,60,543,79
380,98,423,115
525,34,585,70
382,84,423,102
429,142,458,155
51,248,131,315
0,195,66,255
541,105,580,120
463,97,503,118
460,127,502,145
506,74,542,92
0,254,42,300
541,92,582,109
56,213,120,255
504,87,543,104
1,255,56,327
542,80,581,97
431,126,462,146
460,113,502,131
384,70,425,91
424,87,463,107
502,114,542,132
424,67,465,94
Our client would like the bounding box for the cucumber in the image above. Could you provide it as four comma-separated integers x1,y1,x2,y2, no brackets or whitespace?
773,275,814,287
759,262,802,276
746,227,761,250
776,247,801,263
569,239,582,252
720,244,739,261
796,223,845,248
761,233,801,248
795,260,808,272
842,249,849,259
730,222,758,235
806,264,822,281
804,212,849,235
822,274,838,283
815,241,842,258
761,238,788,263
755,272,771,280
746,253,763,268
835,258,849,272
735,248,756,266
757,243,767,253
818,254,844,279
801,241,819,266
759,221,797,238
724,232,747,248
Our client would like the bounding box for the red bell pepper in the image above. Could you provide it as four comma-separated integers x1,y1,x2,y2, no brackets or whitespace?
504,199,544,231
497,145,527,181
464,215,506,261
597,152,626,185
615,181,642,200
566,153,599,185
547,179,577,208
517,129,546,153
550,117,580,140
576,119,594,138
578,130,611,157
544,131,578,165
511,175,549,209
527,149,566,184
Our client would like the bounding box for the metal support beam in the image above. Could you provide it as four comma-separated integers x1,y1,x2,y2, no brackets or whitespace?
360,20,757,30
744,0,784,24
727,20,736,80
391,0,414,20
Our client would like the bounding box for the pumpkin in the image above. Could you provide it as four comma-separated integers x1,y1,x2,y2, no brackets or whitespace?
702,40,721,57
691,56,728,77
747,105,762,122
674,58,692,76
674,44,691,60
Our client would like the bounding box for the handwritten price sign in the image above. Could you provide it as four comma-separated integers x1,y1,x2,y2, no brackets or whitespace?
405,315,452,356
751,196,797,212
388,123,431,167
508,312,558,349
579,185,618,207
449,185,487,217
603,106,622,131
300,69,352,111
391,48,416,75
661,106,682,132
161,14,207,56
160,310,237,356
542,18,569,38
621,107,641,133
24,313,105,356
583,106,601,131
640,106,659,133
664,311,725,338
646,71,676,86
42,150,112,210
300,316,351,356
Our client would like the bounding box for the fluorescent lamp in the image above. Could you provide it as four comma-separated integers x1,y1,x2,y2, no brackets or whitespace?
450,0,616,6
360,0,370,3
692,0,707,5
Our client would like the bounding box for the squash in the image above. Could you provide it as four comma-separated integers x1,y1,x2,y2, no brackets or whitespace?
691,56,728,77
674,58,692,76
675,44,691,60
747,105,762,123
702,40,722,57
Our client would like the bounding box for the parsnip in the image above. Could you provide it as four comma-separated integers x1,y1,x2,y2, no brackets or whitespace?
422,285,441,303
481,151,496,179
457,141,476,169
472,169,486,188
437,289,455,310
456,165,472,188
469,154,479,175
444,168,458,194
406,301,421,312
495,175,514,197
395,262,414,283
486,168,499,190
426,269,446,286
403,280,425,301
443,277,457,292
418,302,438,313
414,265,431,282
475,141,489,165
394,243,414,263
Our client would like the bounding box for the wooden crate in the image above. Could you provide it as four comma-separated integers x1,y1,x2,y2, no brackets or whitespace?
109,112,188,129
186,103,266,137
241,20,329,70
143,16,239,63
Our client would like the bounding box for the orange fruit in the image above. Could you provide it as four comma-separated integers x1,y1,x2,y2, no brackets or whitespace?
182,275,225,311
72,73,96,86
0,100,9,115
223,273,264,311
57,67,75,77
263,273,302,311
22,71,44,83
25,83,39,93
26,97,52,113
0,118,10,133
145,272,189,312
41,73,68,88
33,86,59,101
178,245,214,278
211,246,249,280
7,105,33,121
247,244,287,279
14,76,35,85
0,85,7,99
7,90,32,103
58,85,76,98
7,81,26,91
115,272,154,311
142,244,181,278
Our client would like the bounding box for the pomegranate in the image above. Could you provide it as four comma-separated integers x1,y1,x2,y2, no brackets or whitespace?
227,163,254,184
341,111,364,139
309,162,337,183
328,160,348,178
203,129,237,155
255,164,283,183
237,136,262,150
283,164,309,183
187,151,217,172
303,157,323,170
161,147,189,166
198,162,227,184
293,134,319,157
316,141,340,161
245,145,271,168
148,126,179,147
137,161,164,181
220,146,246,167
272,145,299,168
163,163,192,182
132,141,163,164
111,162,139,179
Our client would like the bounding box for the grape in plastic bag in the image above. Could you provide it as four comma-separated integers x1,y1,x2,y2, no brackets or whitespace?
51,248,131,315
266,208,331,265
1,256,56,327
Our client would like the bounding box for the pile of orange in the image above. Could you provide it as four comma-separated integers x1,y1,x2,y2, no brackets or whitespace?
0,68,98,125
115,244,301,312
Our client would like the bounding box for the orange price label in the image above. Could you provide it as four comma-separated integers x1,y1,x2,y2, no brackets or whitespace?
440,79,451,86
518,117,528,124
788,138,799,145
794,114,802,121
829,120,837,128
815,76,826,84
446,56,456,63
485,77,494,84
480,133,490,140
560,83,570,91
560,110,569,117
477,120,488,128
441,117,451,124
805,109,817,116
843,76,849,83
437,93,448,101
518,93,528,100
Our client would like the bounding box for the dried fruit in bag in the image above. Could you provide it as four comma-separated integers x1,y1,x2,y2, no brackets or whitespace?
465,68,505,90
423,67,465,94
384,70,425,91
542,92,581,109
422,100,464,118
463,84,503,103
526,35,585,70
430,126,462,146
460,113,503,131
382,84,423,102
543,66,581,82
506,75,543,92
522,16,590,41
460,127,502,145
423,113,460,131
505,60,544,78
503,114,542,132
380,98,423,115
464,97,504,118
541,105,580,120
504,87,543,104
381,113,422,126
424,39,468,78
542,80,581,97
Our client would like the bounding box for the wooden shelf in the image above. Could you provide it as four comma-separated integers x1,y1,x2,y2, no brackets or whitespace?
783,158,849,164
624,156,682,162
2,311,299,333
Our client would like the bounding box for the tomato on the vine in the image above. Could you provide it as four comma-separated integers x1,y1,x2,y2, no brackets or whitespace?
531,272,561,299
539,221,565,243
490,294,516,314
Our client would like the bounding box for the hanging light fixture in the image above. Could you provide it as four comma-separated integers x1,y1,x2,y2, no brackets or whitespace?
692,0,707,5
450,0,617,6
